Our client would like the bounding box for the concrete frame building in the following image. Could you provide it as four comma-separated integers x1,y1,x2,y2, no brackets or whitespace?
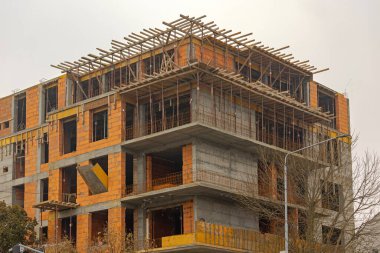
0,15,352,252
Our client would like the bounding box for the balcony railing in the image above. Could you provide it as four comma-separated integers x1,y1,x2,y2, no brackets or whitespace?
125,111,191,140
62,193,77,203
123,169,251,197
132,221,343,253
151,171,183,190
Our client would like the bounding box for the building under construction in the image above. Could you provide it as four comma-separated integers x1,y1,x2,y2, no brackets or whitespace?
0,15,352,252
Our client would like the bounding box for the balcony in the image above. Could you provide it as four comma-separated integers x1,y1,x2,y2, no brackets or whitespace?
134,221,343,253
123,107,328,162
123,169,250,198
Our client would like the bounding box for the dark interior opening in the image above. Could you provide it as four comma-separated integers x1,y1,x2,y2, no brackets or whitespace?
61,216,77,243
91,156,108,175
93,110,108,142
298,211,307,240
41,178,49,202
16,94,26,132
322,225,342,245
125,209,134,235
321,180,341,212
144,94,191,135
13,184,24,208
276,176,284,201
14,142,25,179
259,216,271,234
45,85,58,114
151,206,183,246
41,133,49,164
63,118,77,154
41,226,48,242
62,165,77,203
150,147,183,189
318,89,336,128
237,64,261,82
91,210,108,241
125,103,135,140
125,153,134,194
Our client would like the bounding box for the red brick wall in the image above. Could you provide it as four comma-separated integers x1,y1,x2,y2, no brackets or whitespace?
48,211,61,243
76,213,91,252
76,152,125,207
26,86,40,129
48,94,124,163
57,76,66,110
194,41,234,72
183,200,194,233
24,182,36,218
336,93,349,134
108,207,125,234
0,96,12,137
309,81,318,108
182,144,192,184
146,155,152,191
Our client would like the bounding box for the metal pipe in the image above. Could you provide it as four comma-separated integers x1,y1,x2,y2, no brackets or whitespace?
283,133,350,253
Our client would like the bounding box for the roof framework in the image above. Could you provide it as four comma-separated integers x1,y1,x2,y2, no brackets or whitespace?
119,62,332,123
52,15,328,77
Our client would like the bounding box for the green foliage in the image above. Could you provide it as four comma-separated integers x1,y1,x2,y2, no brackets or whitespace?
0,201,37,252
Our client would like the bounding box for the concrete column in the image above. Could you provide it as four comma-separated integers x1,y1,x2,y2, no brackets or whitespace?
134,153,146,193
136,207,147,242
138,104,146,136
66,78,73,106
38,85,45,124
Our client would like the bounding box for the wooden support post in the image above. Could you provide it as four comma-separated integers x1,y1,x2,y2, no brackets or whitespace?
176,80,179,127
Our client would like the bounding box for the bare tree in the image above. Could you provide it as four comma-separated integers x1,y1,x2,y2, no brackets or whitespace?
87,226,154,253
236,136,380,253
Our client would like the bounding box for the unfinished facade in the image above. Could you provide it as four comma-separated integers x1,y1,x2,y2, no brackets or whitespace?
0,15,352,252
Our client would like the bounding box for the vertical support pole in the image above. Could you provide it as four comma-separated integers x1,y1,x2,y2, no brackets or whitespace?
40,208,43,242
248,93,251,138
240,88,243,135
230,84,233,131
69,214,72,242
177,80,179,127
55,205,58,253
212,82,216,126
149,86,153,134
292,109,295,150
261,97,264,142
283,105,286,149
196,72,200,122
161,83,165,131
136,90,140,137
274,103,276,146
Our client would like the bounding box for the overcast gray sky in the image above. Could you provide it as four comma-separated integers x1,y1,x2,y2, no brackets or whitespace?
0,0,378,156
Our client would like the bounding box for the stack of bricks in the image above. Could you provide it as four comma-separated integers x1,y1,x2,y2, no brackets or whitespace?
177,43,190,67
57,76,66,109
335,93,349,134
182,144,192,184
146,155,152,191
309,81,318,108
183,200,194,233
